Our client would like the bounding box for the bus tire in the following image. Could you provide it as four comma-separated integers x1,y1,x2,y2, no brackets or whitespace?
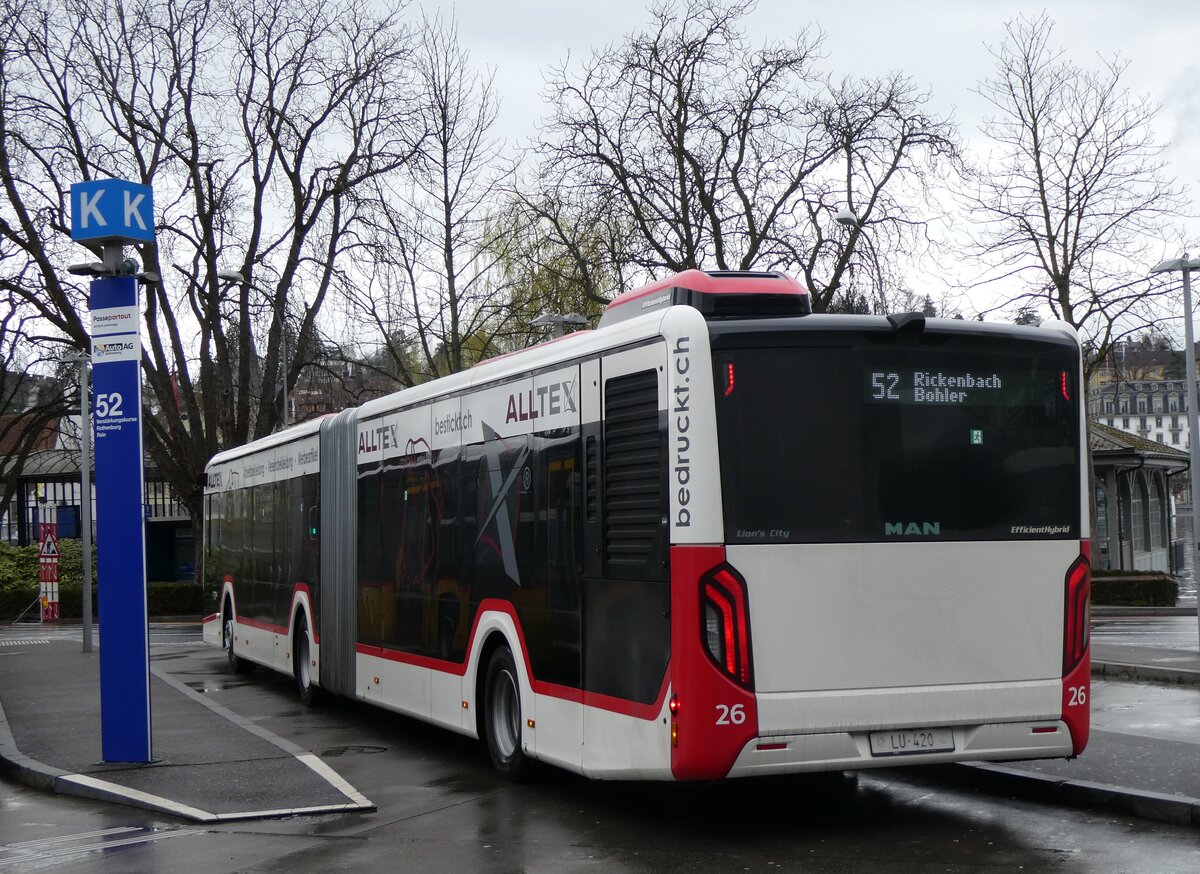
294,613,322,707
224,604,254,675
483,645,527,781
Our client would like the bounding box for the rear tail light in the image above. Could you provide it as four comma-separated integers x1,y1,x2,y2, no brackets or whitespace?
669,694,680,747
1063,541,1091,675
701,565,753,688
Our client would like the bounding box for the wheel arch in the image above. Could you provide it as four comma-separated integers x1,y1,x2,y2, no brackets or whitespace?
220,579,237,621
220,582,237,647
288,587,318,679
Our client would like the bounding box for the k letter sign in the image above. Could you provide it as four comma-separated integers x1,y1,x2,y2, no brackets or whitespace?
70,179,155,245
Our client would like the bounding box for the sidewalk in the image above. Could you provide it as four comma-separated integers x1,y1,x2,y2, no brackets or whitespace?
0,616,1197,826
0,635,373,822
952,614,1200,827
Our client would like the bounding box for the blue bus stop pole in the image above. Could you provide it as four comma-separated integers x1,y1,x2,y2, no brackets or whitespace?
90,275,152,762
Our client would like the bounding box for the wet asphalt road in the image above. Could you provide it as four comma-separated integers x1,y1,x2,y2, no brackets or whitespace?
1,624,1198,872
1092,615,1199,653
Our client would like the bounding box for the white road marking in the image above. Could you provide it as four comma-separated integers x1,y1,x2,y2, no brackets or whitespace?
0,826,202,865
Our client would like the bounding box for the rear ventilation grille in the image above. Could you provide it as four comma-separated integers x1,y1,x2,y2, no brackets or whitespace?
603,370,662,566
705,270,783,279
585,435,599,521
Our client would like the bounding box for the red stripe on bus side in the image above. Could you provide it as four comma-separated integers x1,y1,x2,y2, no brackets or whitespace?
224,581,319,644
237,616,288,635
355,598,669,720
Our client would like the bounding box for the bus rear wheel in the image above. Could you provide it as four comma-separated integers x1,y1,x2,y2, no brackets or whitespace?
294,613,321,707
483,645,526,781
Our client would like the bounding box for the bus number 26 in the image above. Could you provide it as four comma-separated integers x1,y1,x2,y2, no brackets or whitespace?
715,704,746,725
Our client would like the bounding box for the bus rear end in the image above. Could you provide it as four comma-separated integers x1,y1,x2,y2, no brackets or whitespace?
668,315,1088,780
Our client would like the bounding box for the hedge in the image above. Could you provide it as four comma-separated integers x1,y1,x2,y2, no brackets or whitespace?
0,581,203,622
1091,574,1178,607
1,541,199,618
0,540,97,591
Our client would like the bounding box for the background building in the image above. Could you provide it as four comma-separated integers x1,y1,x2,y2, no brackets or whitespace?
1087,342,1194,449
0,419,192,582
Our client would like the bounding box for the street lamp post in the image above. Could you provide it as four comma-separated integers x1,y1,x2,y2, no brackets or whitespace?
65,353,93,654
530,312,588,338
1150,254,1200,654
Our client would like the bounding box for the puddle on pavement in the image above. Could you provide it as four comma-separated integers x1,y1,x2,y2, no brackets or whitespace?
420,773,496,794
319,745,388,757
183,679,256,693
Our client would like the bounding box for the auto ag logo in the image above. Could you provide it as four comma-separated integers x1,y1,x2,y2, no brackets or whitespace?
92,338,139,362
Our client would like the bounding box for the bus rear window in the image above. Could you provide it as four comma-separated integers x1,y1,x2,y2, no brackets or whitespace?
713,332,1080,543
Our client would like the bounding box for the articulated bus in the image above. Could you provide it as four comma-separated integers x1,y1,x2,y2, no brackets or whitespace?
202,270,1090,781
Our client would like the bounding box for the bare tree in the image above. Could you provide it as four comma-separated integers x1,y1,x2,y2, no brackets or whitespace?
475,191,618,353
0,0,422,570
0,299,71,527
348,12,512,382
502,183,637,317
970,13,1185,373
536,0,961,312
540,0,829,275
795,74,962,312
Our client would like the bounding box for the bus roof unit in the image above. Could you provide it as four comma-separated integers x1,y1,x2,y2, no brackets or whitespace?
598,269,812,328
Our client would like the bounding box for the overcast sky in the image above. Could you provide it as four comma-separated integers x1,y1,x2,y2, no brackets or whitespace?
445,0,1200,315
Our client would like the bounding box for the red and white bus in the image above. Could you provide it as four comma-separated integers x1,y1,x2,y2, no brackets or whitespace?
202,269,1090,780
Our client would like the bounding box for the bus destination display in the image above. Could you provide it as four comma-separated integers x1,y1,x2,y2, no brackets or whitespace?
865,368,1057,406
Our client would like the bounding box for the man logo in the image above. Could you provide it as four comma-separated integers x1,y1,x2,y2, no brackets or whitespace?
885,522,941,536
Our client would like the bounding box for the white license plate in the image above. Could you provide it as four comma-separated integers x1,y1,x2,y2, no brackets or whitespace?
869,727,955,757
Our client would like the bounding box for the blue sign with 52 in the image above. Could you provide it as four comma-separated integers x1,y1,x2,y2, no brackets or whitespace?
89,275,153,762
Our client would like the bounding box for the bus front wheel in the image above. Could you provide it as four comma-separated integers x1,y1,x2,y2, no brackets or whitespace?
224,606,253,675
483,645,527,781
294,613,321,707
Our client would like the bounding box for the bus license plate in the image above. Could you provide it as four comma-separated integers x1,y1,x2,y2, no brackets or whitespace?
869,728,954,757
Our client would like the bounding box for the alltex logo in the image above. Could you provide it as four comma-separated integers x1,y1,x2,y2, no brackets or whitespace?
505,379,577,424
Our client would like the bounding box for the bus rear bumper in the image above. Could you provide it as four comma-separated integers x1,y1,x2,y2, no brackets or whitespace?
724,720,1075,778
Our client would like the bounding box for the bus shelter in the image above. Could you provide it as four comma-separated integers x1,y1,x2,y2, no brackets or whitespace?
0,447,193,581
1090,420,1188,573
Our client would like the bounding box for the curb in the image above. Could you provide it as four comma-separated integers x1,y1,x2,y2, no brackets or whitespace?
0,692,70,793
1092,606,1197,617
1092,660,1200,686
952,762,1200,827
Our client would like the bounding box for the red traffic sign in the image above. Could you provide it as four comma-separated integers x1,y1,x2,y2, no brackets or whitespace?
39,535,59,559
